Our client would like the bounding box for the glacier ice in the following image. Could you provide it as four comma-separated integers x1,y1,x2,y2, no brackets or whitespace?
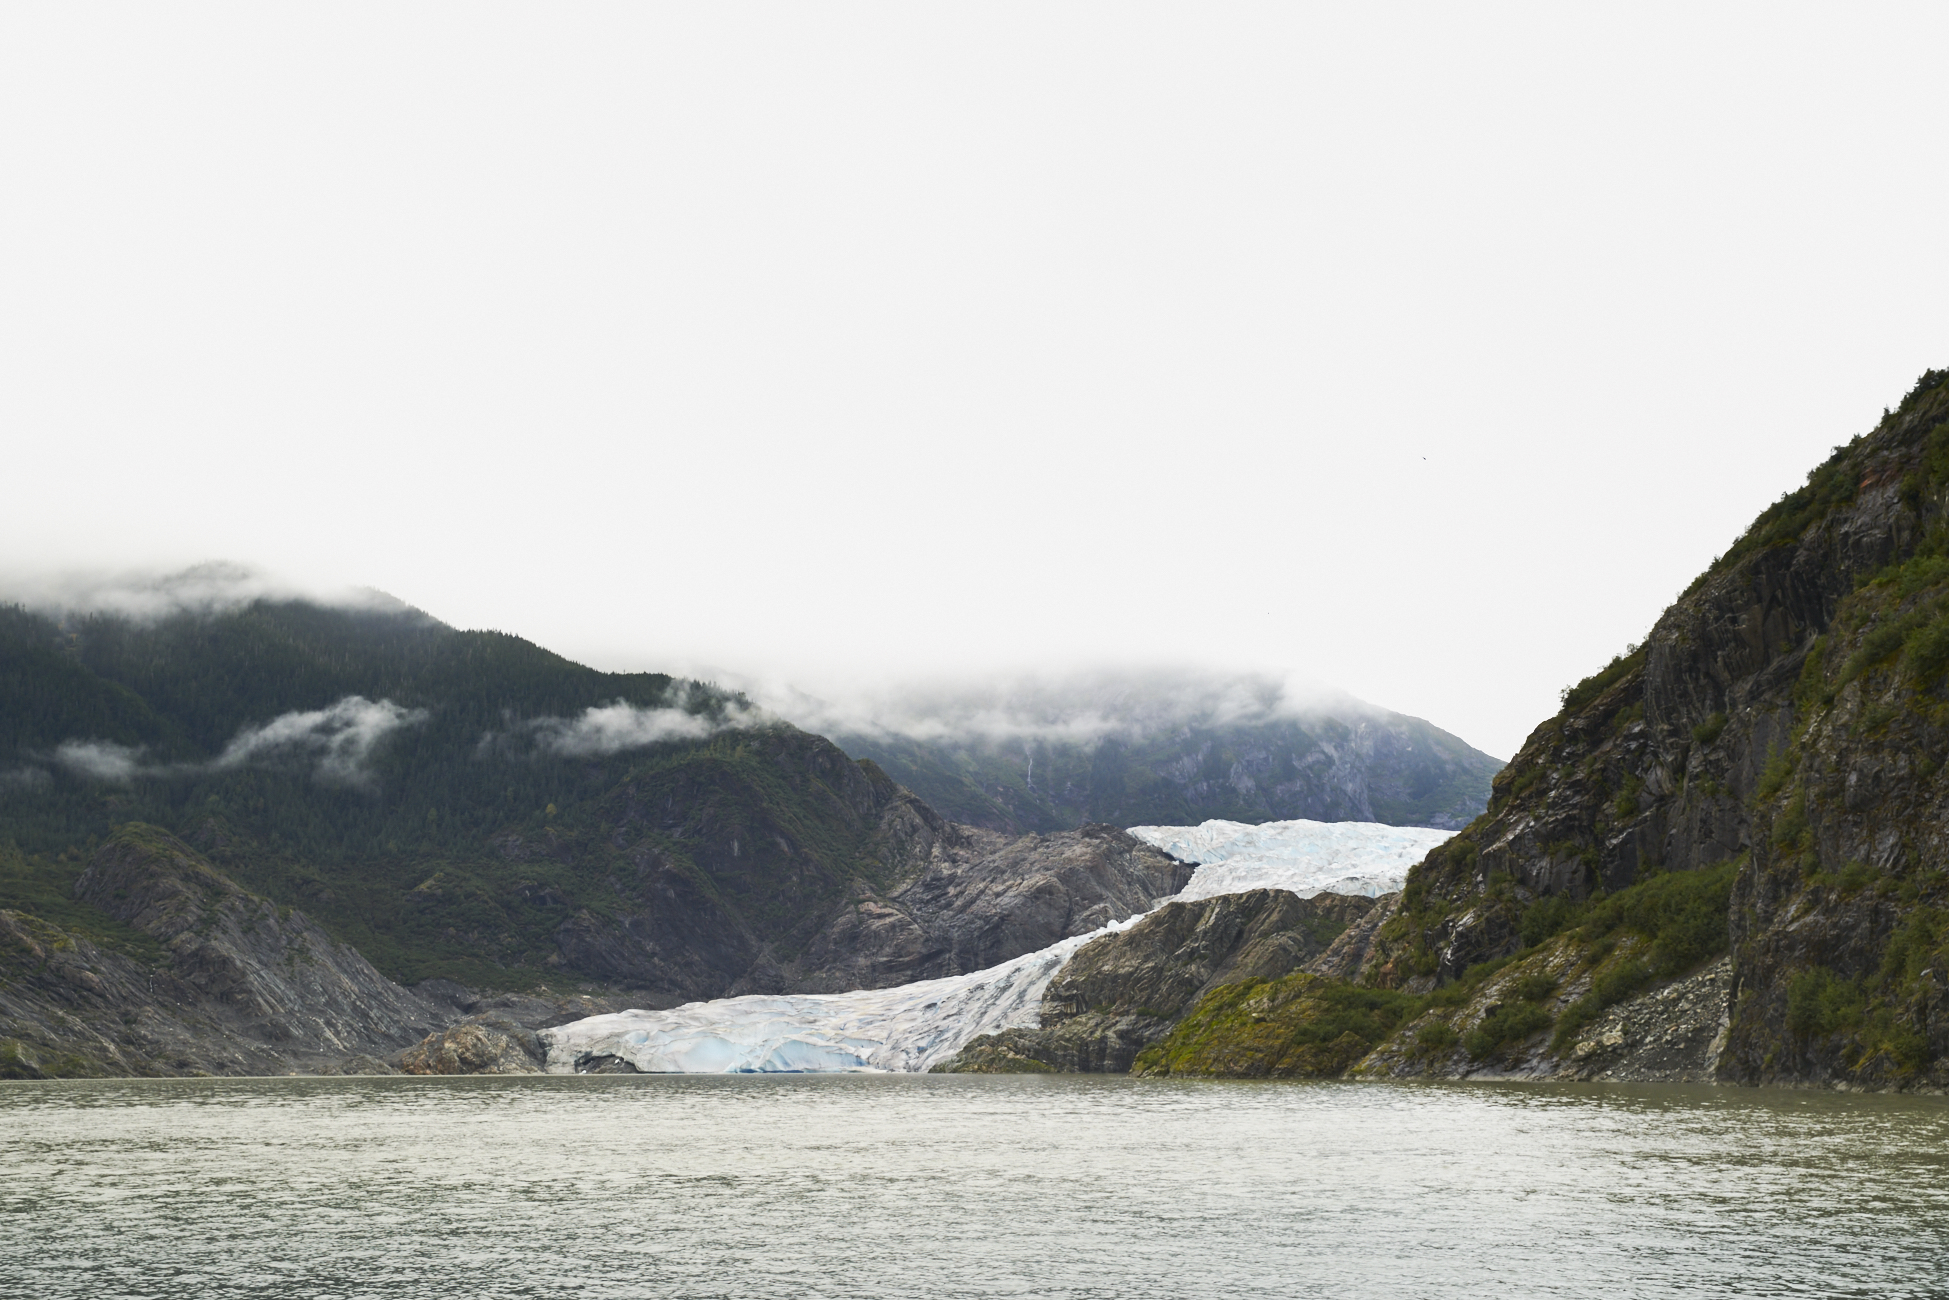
541,818,1450,1075
543,924,1128,1075
1128,817,1455,902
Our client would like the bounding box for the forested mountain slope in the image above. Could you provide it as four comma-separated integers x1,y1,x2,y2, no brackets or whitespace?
0,598,1181,1009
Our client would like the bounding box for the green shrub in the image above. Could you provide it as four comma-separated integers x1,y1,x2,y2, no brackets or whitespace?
1854,702,1898,734
1507,972,1558,1003
1905,614,1949,687
1691,712,1728,745
1553,994,1602,1046
1135,975,1426,1079
1579,861,1736,975
1786,966,1865,1038
1771,790,1808,849
1416,1023,1459,1051
1519,892,1583,947
1560,648,1646,716
1463,1001,1553,1059
1755,745,1793,801
1589,959,1652,1006
1877,907,1949,986
1547,860,1738,1052
1459,952,1523,985
1716,444,1859,574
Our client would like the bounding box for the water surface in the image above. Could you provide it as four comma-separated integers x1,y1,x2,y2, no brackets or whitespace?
3,1076,1945,1298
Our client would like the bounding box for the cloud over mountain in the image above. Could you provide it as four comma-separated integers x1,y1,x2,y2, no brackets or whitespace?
213,696,428,784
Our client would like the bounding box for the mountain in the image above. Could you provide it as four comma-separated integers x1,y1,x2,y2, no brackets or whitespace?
0,588,1199,1076
777,670,1502,833
1097,367,1949,1090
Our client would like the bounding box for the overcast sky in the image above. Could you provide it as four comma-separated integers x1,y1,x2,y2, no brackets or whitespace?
4,4,1947,759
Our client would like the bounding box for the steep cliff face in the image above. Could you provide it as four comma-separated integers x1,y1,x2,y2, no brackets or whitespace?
1355,369,1949,1087
1117,370,1949,1089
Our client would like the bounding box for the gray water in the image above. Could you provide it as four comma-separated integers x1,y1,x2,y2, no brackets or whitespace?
2,1076,1946,1299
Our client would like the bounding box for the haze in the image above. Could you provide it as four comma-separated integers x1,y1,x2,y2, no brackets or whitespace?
5,4,1947,760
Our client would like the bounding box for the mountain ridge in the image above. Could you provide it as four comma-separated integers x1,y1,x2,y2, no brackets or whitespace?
785,671,1501,833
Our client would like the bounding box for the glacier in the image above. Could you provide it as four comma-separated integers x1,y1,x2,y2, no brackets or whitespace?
1128,817,1455,901
541,818,1450,1075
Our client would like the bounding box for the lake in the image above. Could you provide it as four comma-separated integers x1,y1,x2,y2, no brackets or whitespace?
2,1075,1945,1298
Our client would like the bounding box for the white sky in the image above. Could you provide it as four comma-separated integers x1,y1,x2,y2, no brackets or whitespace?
4,4,1947,760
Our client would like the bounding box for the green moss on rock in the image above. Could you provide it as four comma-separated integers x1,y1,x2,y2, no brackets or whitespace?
1132,974,1422,1079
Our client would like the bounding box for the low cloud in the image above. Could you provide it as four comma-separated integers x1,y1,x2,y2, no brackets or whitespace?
739,667,1381,749
42,696,425,787
215,696,427,784
0,561,411,624
515,687,765,758
53,740,147,782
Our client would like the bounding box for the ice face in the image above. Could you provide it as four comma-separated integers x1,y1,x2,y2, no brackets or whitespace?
1129,818,1455,901
541,818,1451,1074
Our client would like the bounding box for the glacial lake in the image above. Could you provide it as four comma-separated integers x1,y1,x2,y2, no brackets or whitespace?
3,1076,1946,1299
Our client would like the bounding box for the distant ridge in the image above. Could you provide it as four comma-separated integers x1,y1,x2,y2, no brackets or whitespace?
772,670,1503,833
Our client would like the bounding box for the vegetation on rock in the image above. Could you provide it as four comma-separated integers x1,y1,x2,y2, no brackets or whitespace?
1130,367,1949,1090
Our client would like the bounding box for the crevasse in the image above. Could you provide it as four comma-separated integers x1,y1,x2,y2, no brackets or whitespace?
541,818,1452,1074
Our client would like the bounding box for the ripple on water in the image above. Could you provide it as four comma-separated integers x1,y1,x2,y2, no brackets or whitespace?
2,1076,1947,1299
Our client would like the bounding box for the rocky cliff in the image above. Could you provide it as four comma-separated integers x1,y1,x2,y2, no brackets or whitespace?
938,888,1378,1073
1130,368,1949,1089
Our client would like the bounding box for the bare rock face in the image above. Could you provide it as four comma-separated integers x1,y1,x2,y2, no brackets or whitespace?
773,823,1195,994
1555,958,1733,1082
0,828,638,1079
938,888,1376,1073
0,826,457,1078
74,827,445,1057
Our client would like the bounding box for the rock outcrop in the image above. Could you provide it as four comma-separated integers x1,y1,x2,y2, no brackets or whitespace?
399,1018,544,1075
396,990,624,1075
0,826,453,1077
773,823,1193,994
938,888,1375,1073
